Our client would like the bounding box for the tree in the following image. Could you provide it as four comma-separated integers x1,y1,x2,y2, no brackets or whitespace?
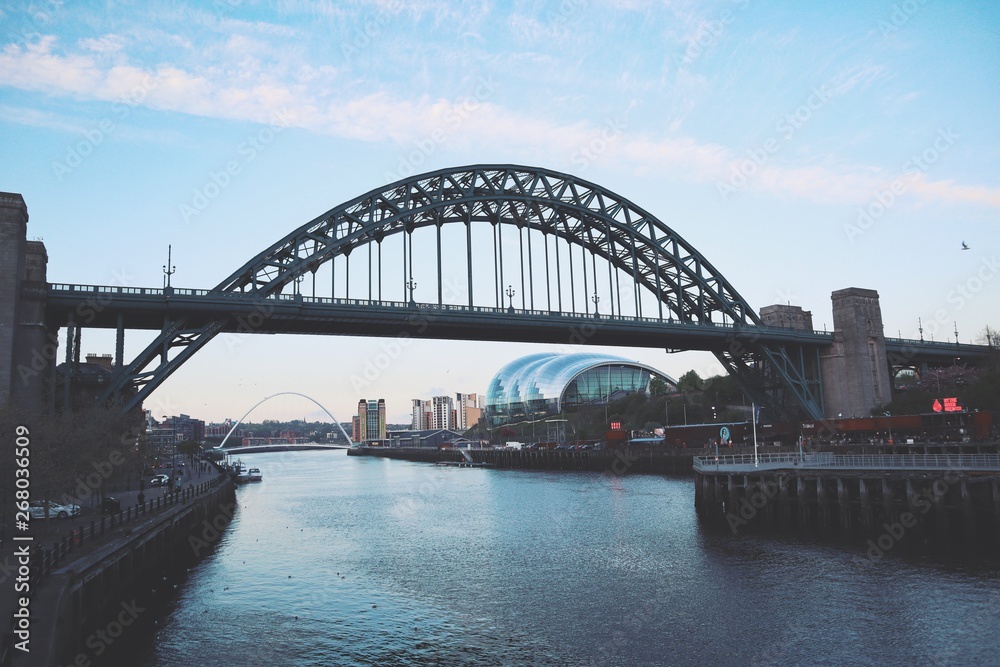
977,325,1000,348
677,370,703,394
649,376,669,397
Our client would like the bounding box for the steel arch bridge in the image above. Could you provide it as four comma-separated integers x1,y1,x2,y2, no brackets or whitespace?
70,164,830,418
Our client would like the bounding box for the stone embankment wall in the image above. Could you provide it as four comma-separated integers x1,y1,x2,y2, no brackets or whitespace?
9,477,236,667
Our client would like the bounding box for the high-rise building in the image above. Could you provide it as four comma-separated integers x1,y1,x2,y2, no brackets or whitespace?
455,393,483,430
411,399,432,430
352,414,363,443
431,395,455,430
357,398,386,442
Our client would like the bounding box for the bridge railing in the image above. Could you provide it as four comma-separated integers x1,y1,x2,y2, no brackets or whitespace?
693,452,1000,472
47,283,837,337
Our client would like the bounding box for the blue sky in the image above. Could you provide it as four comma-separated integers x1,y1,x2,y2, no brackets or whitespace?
1,0,997,424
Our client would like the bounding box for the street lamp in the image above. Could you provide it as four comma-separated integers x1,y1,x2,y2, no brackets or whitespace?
406,278,417,305
162,244,176,291
506,285,516,312
592,293,600,318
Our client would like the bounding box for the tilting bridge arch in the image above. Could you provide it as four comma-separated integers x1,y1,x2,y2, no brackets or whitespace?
83,165,829,419
217,391,352,447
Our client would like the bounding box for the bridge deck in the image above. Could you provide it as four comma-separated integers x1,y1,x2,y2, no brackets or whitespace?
45,282,836,351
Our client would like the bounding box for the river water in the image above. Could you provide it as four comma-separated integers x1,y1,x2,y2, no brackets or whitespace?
120,450,998,666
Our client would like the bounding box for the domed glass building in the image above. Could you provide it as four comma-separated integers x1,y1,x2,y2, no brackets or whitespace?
485,352,676,426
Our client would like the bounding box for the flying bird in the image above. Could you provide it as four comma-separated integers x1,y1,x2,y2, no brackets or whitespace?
962,241,970,250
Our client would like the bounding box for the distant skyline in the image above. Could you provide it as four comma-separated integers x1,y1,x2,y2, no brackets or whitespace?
1,1,997,424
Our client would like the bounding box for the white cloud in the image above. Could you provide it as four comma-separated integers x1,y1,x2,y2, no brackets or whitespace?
79,34,126,53
0,35,996,211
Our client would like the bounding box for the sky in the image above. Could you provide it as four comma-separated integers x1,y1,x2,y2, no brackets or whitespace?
1,0,998,425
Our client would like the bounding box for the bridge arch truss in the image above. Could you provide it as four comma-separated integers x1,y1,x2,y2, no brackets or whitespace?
97,165,825,419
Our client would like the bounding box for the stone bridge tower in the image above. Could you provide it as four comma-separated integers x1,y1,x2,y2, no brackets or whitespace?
819,287,892,418
1,192,51,412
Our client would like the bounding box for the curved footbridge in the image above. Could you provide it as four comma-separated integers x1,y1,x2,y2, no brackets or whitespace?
694,451,1000,551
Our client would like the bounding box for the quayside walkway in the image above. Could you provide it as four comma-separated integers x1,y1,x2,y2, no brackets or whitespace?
693,452,1000,473
693,451,1000,548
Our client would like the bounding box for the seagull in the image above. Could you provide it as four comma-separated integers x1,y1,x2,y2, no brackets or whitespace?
962,241,970,250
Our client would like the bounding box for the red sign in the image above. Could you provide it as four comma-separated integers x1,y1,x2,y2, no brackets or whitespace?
610,421,622,431
932,397,962,413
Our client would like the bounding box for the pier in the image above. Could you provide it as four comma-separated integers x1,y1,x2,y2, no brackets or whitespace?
348,445,728,473
693,452,1000,551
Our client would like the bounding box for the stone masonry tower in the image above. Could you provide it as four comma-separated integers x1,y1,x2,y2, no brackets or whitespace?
819,288,893,418
0,192,51,412
0,192,29,408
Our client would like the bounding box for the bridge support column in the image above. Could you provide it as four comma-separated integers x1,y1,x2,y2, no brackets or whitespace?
933,482,949,543
778,474,790,528
816,477,830,529
63,318,73,411
882,477,895,527
859,478,871,532
116,313,125,369
993,479,1000,538
797,476,808,527
961,480,975,544
837,478,851,532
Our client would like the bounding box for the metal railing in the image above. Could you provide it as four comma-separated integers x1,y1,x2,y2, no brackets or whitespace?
46,283,837,337
693,452,1000,473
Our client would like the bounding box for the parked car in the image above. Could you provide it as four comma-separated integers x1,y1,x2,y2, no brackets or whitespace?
28,500,81,520
149,474,170,486
100,496,122,514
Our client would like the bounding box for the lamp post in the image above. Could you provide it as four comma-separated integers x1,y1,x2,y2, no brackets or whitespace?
506,285,515,312
592,293,600,318
162,244,176,293
406,278,417,305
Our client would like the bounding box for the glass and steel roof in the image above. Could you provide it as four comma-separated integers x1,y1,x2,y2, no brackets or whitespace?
485,352,675,421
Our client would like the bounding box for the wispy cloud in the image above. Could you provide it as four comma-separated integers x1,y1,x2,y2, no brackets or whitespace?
1,35,996,211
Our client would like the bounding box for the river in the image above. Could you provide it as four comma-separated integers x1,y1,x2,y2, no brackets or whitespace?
117,450,999,666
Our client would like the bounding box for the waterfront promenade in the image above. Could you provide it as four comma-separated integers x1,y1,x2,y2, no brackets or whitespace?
0,461,228,666
693,448,1000,549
